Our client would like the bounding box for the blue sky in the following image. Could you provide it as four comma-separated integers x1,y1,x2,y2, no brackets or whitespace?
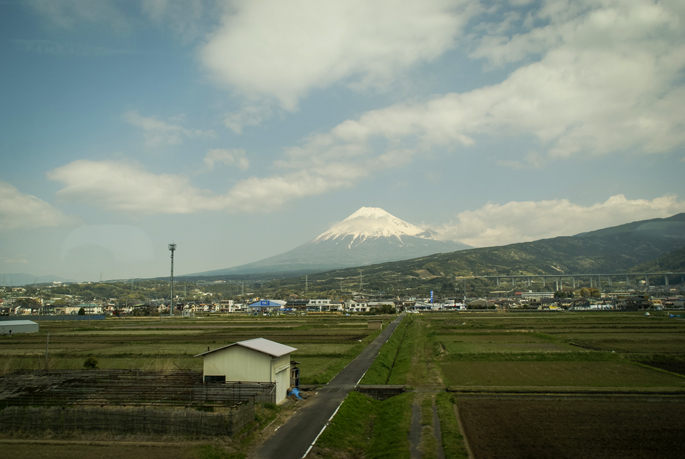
1,0,684,282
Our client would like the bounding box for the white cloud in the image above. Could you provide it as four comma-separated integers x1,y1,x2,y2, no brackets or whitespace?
47,159,361,214
224,103,273,134
274,0,685,169
433,194,685,247
201,0,476,110
48,160,223,213
0,181,73,230
42,2,685,217
122,111,216,147
203,149,249,171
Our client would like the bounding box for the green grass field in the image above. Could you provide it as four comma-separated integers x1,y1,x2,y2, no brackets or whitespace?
441,361,685,387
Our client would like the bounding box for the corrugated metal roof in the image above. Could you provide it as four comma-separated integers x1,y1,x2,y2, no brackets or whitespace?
0,320,38,326
248,299,287,308
194,337,297,358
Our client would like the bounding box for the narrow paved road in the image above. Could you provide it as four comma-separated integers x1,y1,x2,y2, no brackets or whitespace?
254,314,405,459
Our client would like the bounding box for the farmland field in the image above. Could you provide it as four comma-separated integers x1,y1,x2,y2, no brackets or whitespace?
427,311,685,459
459,398,685,459
3,310,685,458
441,361,685,387
0,315,382,384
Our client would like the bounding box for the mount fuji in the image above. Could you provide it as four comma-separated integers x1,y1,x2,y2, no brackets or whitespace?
193,207,470,276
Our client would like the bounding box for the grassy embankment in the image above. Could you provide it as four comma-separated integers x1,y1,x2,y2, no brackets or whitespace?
317,315,470,458
435,392,469,459
359,316,411,385
312,390,413,459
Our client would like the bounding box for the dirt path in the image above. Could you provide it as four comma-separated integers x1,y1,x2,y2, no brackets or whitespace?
432,402,445,459
407,318,444,389
410,398,422,459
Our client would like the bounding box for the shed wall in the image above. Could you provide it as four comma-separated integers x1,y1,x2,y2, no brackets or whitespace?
202,348,292,404
270,354,291,404
0,321,39,335
203,347,271,383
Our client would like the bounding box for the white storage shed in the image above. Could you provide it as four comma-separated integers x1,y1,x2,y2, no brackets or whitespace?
195,338,297,404
0,320,39,335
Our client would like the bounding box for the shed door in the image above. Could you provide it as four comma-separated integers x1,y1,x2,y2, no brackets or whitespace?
275,365,290,404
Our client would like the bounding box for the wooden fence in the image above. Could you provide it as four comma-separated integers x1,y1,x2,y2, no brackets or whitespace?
0,404,253,437
0,370,276,437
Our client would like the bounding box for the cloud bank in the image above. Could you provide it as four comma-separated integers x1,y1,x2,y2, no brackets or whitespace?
201,0,475,110
0,181,73,230
203,149,249,171
43,1,685,228
200,0,685,210
434,194,685,247
123,111,216,147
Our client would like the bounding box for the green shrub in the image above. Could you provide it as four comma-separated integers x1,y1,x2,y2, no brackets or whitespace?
83,355,98,370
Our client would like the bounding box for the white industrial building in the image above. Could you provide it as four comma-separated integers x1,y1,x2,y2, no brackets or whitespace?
195,338,297,404
0,320,39,335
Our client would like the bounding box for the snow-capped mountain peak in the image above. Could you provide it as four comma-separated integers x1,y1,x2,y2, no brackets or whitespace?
314,207,426,246
191,207,471,276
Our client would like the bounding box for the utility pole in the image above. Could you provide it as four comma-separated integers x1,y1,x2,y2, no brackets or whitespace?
45,332,49,370
359,270,363,292
169,243,176,317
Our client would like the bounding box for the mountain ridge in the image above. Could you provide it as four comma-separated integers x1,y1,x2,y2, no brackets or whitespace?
296,212,685,288
191,207,471,276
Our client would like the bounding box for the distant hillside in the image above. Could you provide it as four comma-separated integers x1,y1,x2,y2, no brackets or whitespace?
576,213,685,239
259,213,685,294
1,273,73,287
629,247,685,273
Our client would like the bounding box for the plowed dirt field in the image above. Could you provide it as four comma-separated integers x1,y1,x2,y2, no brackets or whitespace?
459,398,685,459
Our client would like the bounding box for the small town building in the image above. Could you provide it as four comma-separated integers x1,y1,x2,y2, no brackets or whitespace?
344,299,370,313
195,338,297,404
285,299,310,312
308,299,332,312
248,299,286,315
618,296,653,311
0,320,39,335
74,304,103,314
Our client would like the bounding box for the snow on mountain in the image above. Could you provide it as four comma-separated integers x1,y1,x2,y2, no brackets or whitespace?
314,207,425,246
190,207,471,276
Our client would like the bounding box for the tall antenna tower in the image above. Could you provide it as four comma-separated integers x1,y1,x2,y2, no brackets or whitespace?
168,243,176,317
